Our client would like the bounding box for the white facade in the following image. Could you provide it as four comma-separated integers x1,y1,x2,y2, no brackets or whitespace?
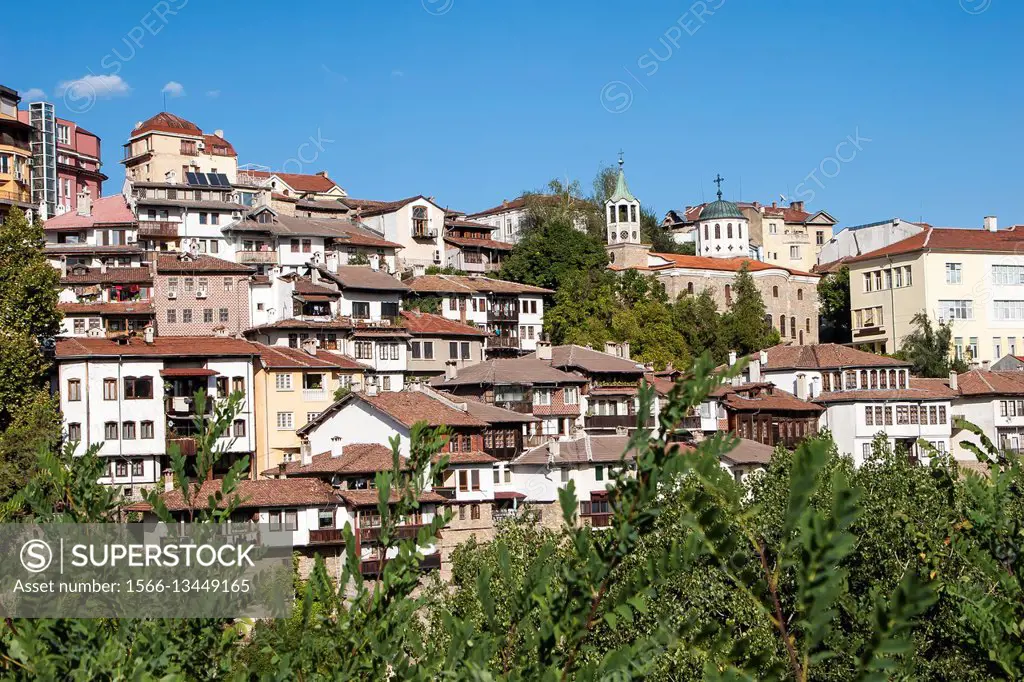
820,400,952,465
358,198,445,271
695,212,751,259
817,217,925,266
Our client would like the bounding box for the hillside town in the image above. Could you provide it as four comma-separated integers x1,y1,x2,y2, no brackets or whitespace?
3,83,1023,581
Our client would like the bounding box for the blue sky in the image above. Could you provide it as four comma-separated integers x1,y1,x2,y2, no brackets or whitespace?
5,0,1021,227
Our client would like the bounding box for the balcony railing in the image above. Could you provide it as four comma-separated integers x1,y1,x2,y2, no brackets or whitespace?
487,336,520,350
487,309,518,322
166,437,197,457
137,221,179,238
308,528,345,545
493,400,532,414
432,487,456,500
165,396,214,417
681,415,703,430
360,552,441,577
302,388,330,402
237,250,279,264
0,189,32,204
585,414,640,430
358,524,426,544
582,513,613,528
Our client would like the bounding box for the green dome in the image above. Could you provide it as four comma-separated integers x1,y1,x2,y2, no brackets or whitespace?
699,199,744,221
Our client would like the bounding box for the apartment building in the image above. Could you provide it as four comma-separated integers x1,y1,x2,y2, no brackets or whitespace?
406,274,551,354
0,85,34,221
128,176,247,255
443,217,511,273
949,369,1024,459
44,192,140,270
846,219,1024,361
54,334,259,498
152,253,253,336
122,112,237,184
400,310,488,379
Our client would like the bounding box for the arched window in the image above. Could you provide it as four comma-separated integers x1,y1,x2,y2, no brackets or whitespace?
823,373,831,391
797,289,803,301
898,371,906,388
779,315,786,336
870,371,878,389
772,286,779,298
791,316,797,338
619,205,628,222
725,284,732,305
630,205,637,222
687,282,694,295
738,224,743,239
704,224,709,240
859,370,868,388
889,369,897,387
608,206,616,223
805,318,810,333
714,224,721,239
727,223,733,238
880,371,888,389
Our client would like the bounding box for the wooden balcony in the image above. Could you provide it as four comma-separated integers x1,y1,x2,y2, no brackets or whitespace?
237,250,279,265
357,523,426,544
360,552,441,577
137,221,179,238
487,336,520,350
585,414,644,430
493,399,532,414
0,189,32,204
308,528,345,545
487,309,518,322
166,437,197,457
582,513,613,528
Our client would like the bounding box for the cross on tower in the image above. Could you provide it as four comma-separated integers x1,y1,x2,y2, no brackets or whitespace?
713,174,725,201
618,149,624,167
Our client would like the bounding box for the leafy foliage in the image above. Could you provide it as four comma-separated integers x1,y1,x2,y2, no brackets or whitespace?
818,266,851,343
897,312,970,377
723,263,780,355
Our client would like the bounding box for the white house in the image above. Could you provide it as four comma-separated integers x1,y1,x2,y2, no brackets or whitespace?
54,334,259,498
343,196,447,273
949,369,1024,460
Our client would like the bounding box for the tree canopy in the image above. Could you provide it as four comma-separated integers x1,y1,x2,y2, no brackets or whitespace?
897,312,969,377
818,266,851,343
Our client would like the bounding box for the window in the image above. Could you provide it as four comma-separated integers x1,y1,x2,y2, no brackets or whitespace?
233,420,246,437
167,309,176,324
894,268,903,287
275,373,294,391
104,422,119,440
904,266,913,286
884,269,892,289
223,277,234,292
411,341,421,360
910,405,919,424
354,341,373,360
211,214,220,227
141,421,154,439
103,378,118,400
57,123,70,144
595,465,604,482
864,273,873,292
67,379,82,401
993,265,1024,285
423,341,434,359
182,309,192,323
1012,338,1018,356
714,224,720,239
382,375,391,391
946,263,962,284
471,469,480,491
470,503,481,520
994,339,1002,359
954,337,964,360
123,421,137,440
938,406,947,424
449,342,458,360
412,206,428,235
458,505,466,521
939,300,973,321
284,510,298,531
268,510,282,531
862,443,871,458
203,308,214,323
276,412,294,430
865,407,874,426
352,302,370,319
790,246,800,260
124,376,153,399
724,284,732,305
460,342,470,360
967,337,978,360
897,406,909,425
874,406,883,425
290,239,300,253
884,407,893,425
115,461,128,477
199,212,208,225
560,467,569,483
993,301,1024,321
302,239,312,253
772,286,779,298
68,423,82,440
534,389,552,406
816,230,825,245
929,406,938,425
219,308,229,323
542,419,559,436
458,470,469,492
564,386,579,405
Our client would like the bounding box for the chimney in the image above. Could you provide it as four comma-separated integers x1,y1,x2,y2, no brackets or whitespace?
325,252,339,274
549,439,560,460
728,350,737,366
604,341,616,355
369,254,380,271
143,325,155,344
621,341,630,360
366,381,379,397
985,216,998,232
795,373,808,400
214,129,224,138
301,442,313,467
99,259,107,274
162,468,174,492
444,361,457,381
771,201,777,209
310,268,321,284
76,186,92,217
502,199,509,208
949,370,958,392
536,340,552,362
316,170,329,178
59,257,67,278
330,437,343,459
982,360,991,371
759,350,768,367
301,338,318,356
790,200,805,212
748,357,761,383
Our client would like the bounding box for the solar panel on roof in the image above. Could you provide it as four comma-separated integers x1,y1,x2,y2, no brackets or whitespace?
185,172,200,186
215,173,231,186
209,173,224,187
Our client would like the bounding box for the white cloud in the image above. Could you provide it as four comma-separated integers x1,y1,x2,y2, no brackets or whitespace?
161,81,185,97
56,74,131,98
20,88,46,101
206,89,221,98
391,70,405,78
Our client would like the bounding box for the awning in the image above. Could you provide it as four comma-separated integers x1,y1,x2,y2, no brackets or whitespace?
493,491,526,500
160,368,218,378
294,293,336,303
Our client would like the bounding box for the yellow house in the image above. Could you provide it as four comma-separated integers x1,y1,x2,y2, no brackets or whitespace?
252,343,369,475
0,86,34,221
121,112,237,184
847,220,1024,363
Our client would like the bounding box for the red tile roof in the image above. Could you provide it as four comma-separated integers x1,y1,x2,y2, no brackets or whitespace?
362,391,487,428
157,478,338,511
245,170,339,194
294,278,340,296
446,218,498,231
341,196,438,217
270,443,406,477
443,236,513,251
438,450,497,465
130,113,236,155
846,227,1024,264
61,266,152,285
720,438,775,466
814,378,957,404
760,344,911,371
155,253,253,274
256,344,369,371
634,253,816,278
407,274,553,295
203,134,236,156
399,310,488,337
59,301,154,316
716,384,824,413
44,196,136,229
55,336,259,359
337,489,446,507
954,370,1024,397
434,358,587,387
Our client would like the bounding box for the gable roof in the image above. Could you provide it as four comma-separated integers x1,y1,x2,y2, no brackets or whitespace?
514,435,638,465
632,253,816,278
267,443,406,478
954,370,1024,397
721,438,775,466
399,310,488,337
56,336,259,359
714,383,824,413
527,344,645,374
813,377,958,404
155,253,254,274
433,358,587,388
245,170,340,194
341,195,441,217
297,389,488,436
317,265,408,292
61,266,152,285
255,343,370,371
845,227,1024,264
406,274,553,295
760,344,911,371
150,478,338,511
44,195,136,230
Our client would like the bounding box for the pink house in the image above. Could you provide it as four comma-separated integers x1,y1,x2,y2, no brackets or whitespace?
18,110,106,216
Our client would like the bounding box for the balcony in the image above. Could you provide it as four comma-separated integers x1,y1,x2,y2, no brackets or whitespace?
586,414,643,430
166,437,197,457
302,388,330,402
681,415,703,430
432,487,456,500
237,250,279,265
308,528,345,545
487,336,520,350
358,524,426,544
360,552,441,577
137,221,179,239
493,400,532,414
0,189,32,205
412,228,438,240
487,309,518,322
582,513,613,528
165,396,213,417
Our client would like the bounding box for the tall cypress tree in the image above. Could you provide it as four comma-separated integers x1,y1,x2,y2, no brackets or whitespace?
724,263,777,355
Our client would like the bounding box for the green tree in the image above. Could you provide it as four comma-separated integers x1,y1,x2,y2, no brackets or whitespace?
724,263,779,355
544,269,616,347
897,312,969,377
818,266,851,343
0,207,62,340
672,288,729,363
610,298,689,370
499,215,608,291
